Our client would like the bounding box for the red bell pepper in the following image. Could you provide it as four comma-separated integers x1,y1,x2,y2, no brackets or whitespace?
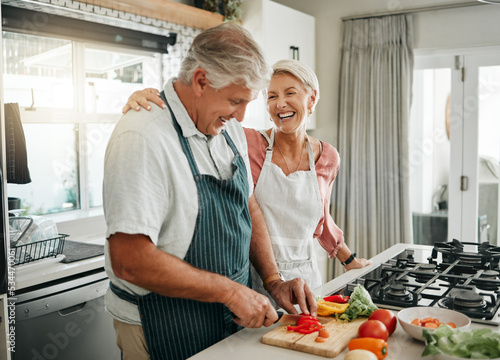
323,294,349,303
297,315,317,321
286,323,309,332
297,323,322,334
297,317,321,327
286,318,323,334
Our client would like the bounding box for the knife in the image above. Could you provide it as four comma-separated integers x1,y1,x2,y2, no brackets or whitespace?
275,311,331,325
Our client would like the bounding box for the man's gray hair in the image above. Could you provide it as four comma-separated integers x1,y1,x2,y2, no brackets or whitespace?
271,59,320,112
178,22,271,93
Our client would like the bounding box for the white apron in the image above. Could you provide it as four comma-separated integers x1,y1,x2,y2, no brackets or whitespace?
252,128,323,302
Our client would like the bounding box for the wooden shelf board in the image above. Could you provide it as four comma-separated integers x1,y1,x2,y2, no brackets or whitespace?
82,0,224,29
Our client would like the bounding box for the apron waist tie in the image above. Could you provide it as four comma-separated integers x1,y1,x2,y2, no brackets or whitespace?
109,282,139,305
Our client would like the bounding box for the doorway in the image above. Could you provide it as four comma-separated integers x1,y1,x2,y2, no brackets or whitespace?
410,47,500,245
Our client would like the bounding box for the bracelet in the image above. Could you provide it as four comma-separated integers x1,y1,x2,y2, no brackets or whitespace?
263,272,285,290
340,253,356,266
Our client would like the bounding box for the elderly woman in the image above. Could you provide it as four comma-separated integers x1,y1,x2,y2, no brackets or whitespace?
123,59,370,300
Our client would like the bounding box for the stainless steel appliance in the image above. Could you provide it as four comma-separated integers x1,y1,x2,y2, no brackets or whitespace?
13,269,120,360
332,239,500,326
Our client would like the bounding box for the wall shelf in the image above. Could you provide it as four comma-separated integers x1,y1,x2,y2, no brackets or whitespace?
80,0,223,29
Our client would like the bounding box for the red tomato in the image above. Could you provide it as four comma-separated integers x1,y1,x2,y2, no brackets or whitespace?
358,320,389,341
368,309,397,335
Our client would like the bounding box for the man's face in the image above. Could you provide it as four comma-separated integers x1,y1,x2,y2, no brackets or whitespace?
193,73,257,136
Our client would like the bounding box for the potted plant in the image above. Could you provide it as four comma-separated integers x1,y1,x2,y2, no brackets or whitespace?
195,0,242,22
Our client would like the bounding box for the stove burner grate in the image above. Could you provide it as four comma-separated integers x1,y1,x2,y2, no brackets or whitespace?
474,270,500,291
433,239,500,268
342,244,500,325
454,290,486,308
436,288,500,320
412,264,437,283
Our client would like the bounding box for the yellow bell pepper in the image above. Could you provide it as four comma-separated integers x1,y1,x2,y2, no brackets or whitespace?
316,300,350,316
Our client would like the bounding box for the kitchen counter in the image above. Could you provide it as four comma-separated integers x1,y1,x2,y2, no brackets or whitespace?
188,243,500,360
189,316,493,360
14,237,105,290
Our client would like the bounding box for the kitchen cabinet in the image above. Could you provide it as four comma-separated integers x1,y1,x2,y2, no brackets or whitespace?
241,0,316,129
241,0,315,71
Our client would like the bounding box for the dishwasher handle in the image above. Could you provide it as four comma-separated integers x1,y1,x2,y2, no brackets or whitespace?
59,302,87,316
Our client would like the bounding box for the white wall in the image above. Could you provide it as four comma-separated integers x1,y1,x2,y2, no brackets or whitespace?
272,0,500,146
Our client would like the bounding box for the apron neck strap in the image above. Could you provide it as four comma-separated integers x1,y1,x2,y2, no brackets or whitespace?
259,129,273,151
305,135,315,169
160,90,200,177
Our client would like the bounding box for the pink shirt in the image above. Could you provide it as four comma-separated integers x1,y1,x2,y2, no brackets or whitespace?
244,128,344,259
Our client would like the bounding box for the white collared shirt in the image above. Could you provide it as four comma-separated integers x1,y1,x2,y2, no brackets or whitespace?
103,78,253,324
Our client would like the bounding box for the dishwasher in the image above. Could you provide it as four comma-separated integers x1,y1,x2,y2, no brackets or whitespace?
13,268,120,360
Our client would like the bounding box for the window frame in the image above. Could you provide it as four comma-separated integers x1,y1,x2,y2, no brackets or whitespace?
5,35,165,239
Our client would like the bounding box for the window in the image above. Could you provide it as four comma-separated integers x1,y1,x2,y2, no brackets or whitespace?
410,63,451,246
4,31,165,215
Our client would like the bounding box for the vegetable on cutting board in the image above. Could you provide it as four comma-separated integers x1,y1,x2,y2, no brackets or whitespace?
286,316,325,334
422,325,500,358
286,321,322,334
317,299,350,316
337,284,378,322
344,349,378,360
324,294,350,303
318,327,330,338
348,338,388,360
287,316,334,339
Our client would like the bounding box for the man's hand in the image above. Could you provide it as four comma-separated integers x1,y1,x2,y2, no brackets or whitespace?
224,283,278,328
266,278,318,317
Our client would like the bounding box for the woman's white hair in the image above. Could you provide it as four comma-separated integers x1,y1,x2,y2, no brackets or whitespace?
271,59,320,112
178,22,271,93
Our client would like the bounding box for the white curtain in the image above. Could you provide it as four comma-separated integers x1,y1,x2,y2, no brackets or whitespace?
333,15,414,276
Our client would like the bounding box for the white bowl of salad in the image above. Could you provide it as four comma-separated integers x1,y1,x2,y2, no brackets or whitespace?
422,325,500,359
397,307,470,341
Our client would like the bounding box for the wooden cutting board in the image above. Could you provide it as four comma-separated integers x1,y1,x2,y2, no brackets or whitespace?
262,317,367,358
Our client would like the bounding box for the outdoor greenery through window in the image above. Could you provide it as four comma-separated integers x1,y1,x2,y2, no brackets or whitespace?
4,31,164,215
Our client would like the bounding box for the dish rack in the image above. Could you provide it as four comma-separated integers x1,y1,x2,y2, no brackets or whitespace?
11,234,67,266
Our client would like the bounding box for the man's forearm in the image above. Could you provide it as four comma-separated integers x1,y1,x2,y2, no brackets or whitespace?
108,232,238,304
108,231,279,327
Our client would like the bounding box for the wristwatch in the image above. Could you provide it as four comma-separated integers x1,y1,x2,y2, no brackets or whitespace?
263,272,285,290
340,252,356,266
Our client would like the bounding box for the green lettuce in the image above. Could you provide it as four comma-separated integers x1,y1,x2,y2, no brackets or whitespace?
422,324,500,359
336,284,378,322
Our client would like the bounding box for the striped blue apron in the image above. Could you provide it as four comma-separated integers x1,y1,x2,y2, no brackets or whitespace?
110,92,252,359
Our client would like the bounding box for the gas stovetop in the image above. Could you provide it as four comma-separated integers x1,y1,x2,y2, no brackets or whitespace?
334,240,500,326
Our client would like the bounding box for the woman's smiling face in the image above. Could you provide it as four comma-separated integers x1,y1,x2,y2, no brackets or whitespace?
266,73,315,133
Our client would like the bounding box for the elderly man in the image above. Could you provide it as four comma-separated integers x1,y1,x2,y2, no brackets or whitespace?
103,23,316,360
